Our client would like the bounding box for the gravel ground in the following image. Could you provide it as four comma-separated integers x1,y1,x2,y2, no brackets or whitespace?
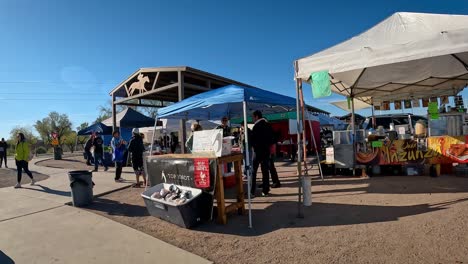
0,167,49,188
83,161,468,264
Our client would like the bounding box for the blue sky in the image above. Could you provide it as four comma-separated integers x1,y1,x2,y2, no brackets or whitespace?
1,0,468,137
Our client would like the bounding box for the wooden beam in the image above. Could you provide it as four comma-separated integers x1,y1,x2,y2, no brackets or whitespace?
112,93,117,131
184,83,211,91
151,72,160,91
124,84,130,97
117,102,163,108
114,83,179,105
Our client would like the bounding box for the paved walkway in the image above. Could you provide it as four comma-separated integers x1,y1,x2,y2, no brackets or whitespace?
0,157,211,264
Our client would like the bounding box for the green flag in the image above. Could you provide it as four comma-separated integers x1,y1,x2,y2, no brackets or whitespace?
311,71,331,98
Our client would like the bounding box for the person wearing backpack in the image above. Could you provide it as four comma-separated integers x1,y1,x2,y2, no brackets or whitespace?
14,133,35,188
111,131,126,182
127,128,146,187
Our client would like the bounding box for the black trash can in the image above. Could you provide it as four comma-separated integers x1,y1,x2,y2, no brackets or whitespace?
68,170,94,207
54,147,62,160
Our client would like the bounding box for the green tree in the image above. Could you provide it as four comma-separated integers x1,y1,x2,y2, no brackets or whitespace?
62,132,77,153
34,111,72,147
76,122,89,149
8,126,39,155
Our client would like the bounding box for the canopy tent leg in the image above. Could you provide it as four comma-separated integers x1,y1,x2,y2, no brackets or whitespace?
351,96,356,176
299,88,308,172
305,111,324,181
295,78,304,218
146,114,159,191
243,101,253,228
371,98,376,129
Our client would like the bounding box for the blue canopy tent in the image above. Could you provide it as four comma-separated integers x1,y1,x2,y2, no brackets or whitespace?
77,122,112,136
154,84,300,228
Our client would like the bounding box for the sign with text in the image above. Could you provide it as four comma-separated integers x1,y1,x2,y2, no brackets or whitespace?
146,157,216,191
192,129,223,157
194,158,210,188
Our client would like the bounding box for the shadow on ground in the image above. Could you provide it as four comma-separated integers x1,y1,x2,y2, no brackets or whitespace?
84,197,149,217
20,184,71,197
0,168,49,188
194,197,468,236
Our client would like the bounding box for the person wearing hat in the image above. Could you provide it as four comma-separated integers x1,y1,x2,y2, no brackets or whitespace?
111,130,126,182
128,128,146,187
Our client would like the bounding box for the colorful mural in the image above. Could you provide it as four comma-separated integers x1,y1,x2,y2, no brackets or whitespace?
356,136,467,165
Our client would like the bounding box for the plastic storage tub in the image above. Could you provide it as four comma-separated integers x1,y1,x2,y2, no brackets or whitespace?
141,183,213,228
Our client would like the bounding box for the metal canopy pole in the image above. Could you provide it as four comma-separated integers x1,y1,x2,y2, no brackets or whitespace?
351,95,356,175
146,113,159,191
242,101,253,228
305,111,324,181
295,78,304,218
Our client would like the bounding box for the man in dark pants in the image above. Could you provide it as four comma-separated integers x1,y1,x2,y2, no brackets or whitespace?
0,138,8,168
92,133,108,172
84,135,94,166
250,110,275,197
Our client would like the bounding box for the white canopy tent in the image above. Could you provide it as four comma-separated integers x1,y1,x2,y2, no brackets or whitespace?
296,12,468,104
331,100,371,112
292,12,468,206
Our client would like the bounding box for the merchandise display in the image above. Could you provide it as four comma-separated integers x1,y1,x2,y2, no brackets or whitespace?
150,184,193,205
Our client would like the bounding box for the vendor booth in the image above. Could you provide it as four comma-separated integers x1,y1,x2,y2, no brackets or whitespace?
294,12,468,177
142,84,298,228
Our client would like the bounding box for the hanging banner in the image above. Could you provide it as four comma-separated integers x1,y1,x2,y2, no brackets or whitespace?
382,101,390,110
404,100,412,109
394,101,402,110
441,96,449,105
422,98,429,107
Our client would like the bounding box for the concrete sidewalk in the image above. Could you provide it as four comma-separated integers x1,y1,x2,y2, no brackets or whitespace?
0,157,211,264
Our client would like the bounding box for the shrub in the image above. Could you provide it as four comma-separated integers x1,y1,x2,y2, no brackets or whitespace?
36,146,48,154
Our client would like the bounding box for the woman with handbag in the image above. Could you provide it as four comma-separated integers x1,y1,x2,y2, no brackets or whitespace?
14,133,35,188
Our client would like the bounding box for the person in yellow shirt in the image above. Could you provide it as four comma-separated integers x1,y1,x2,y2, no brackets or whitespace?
14,133,35,188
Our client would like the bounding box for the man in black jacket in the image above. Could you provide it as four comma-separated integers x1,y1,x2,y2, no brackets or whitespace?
128,128,147,187
0,138,8,168
250,110,275,196
92,133,108,172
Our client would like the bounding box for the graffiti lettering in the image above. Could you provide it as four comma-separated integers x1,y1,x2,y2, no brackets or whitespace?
398,151,408,162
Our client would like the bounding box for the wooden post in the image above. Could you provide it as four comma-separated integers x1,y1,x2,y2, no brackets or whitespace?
235,158,245,215
216,161,227,224
112,93,117,131
178,71,187,153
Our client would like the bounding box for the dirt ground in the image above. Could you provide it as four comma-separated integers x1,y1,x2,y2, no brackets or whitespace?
83,160,468,264
0,168,49,188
